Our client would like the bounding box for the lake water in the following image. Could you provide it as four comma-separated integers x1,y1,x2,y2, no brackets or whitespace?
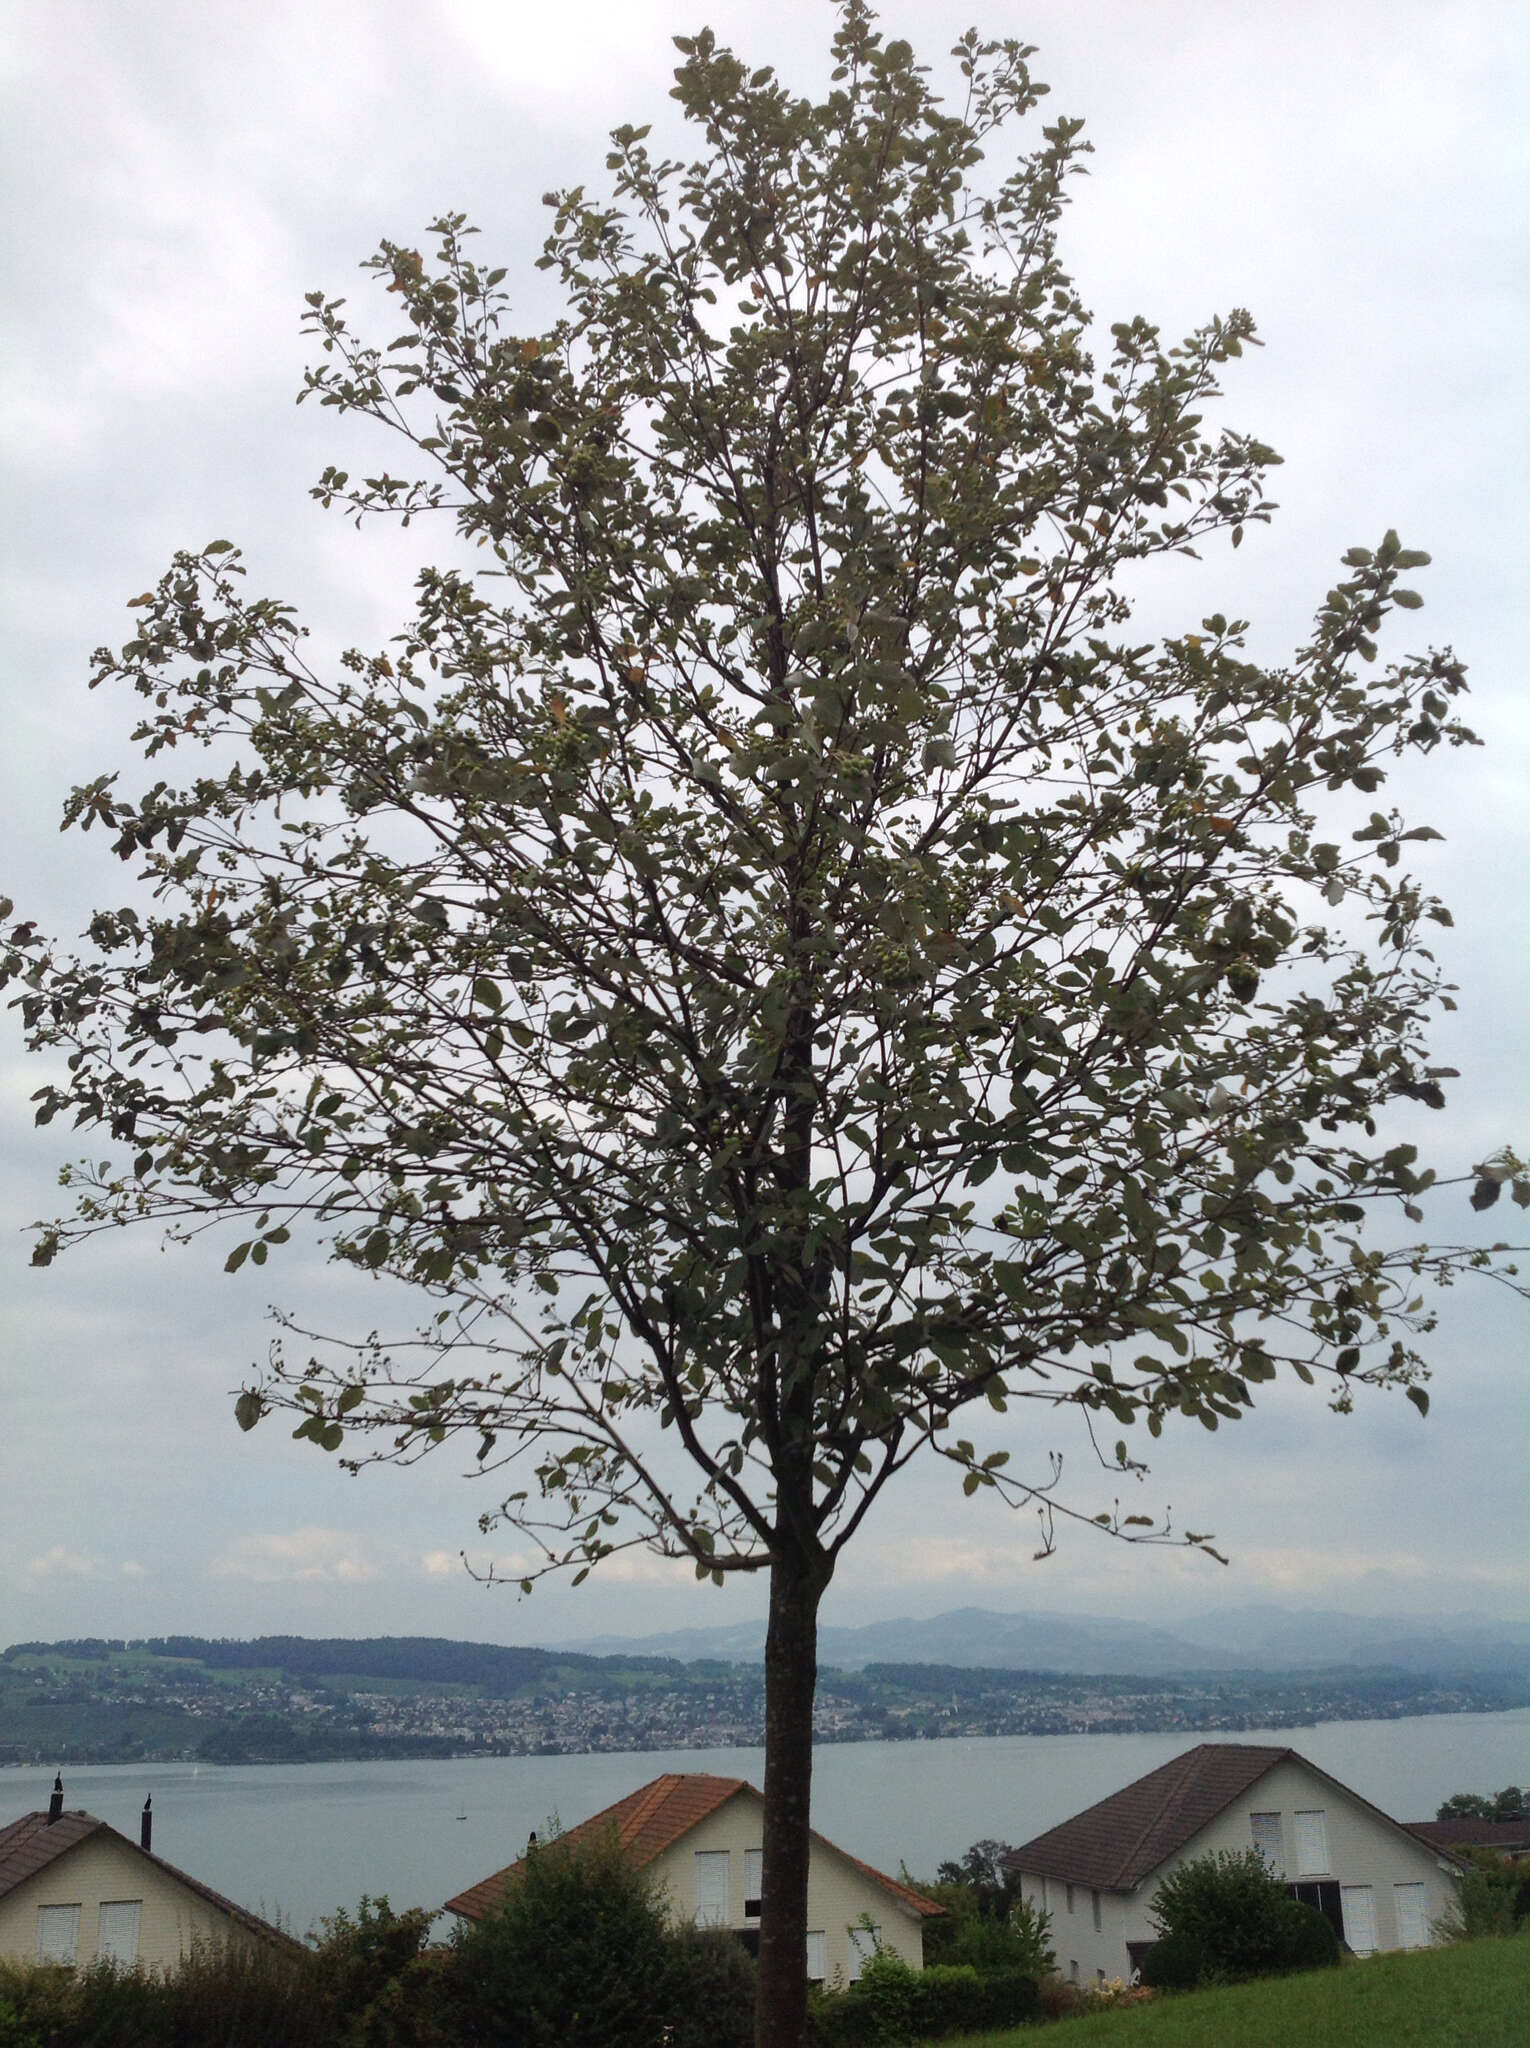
6,1710,1527,1938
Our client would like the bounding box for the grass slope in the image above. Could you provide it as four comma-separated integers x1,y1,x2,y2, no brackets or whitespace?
931,1938,1530,2048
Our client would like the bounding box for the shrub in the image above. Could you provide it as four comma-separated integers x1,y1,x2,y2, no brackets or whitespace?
806,1956,1038,2045
308,1896,439,2042
662,1926,756,2048
0,1942,320,2048
1139,1928,1210,1992
449,1822,677,2048
1148,1848,1341,1986
1435,1864,1528,1943
1276,1899,1341,1973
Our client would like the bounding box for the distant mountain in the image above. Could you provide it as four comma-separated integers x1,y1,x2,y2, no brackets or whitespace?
556,1604,1530,1677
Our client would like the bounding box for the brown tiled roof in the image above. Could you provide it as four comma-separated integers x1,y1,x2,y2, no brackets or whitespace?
0,1809,298,1950
1007,1744,1298,1891
444,1771,942,1922
1008,1742,1464,1894
1406,1819,1530,1856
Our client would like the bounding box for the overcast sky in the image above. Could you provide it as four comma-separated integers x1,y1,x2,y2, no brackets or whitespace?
3,0,1527,1654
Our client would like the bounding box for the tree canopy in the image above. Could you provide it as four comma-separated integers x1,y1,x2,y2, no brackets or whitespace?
4,6,1523,2041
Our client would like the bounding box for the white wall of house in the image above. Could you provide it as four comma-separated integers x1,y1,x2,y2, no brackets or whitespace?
0,1833,269,1972
644,1788,928,1985
1018,1757,1459,1982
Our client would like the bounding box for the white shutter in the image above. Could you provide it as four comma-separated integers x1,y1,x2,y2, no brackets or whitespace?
1293,1810,1330,1875
1341,1884,1377,1954
744,1849,763,1915
694,1849,730,1927
1393,1882,1428,1948
805,1930,826,1982
36,1904,80,1964
1249,1811,1285,1875
97,1900,142,1966
847,1925,880,1981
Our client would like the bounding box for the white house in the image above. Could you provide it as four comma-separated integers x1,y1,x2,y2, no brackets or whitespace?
1008,1742,1463,1985
445,1770,942,1986
0,1788,295,1971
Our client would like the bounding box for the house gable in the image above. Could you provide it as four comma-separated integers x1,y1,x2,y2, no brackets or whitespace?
443,1770,939,1986
0,1810,294,1971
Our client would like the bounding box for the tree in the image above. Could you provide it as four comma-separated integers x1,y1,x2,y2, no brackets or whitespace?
1437,1787,1527,1823
3,6,1524,2043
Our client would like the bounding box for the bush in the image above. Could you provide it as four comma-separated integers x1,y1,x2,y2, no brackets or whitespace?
308,1896,439,2043
1147,1848,1341,1987
1277,1899,1341,1973
662,1926,756,2048
1139,1928,1210,1992
0,1942,320,2048
805,1955,1039,2046
1435,1863,1529,1943
449,1822,678,2048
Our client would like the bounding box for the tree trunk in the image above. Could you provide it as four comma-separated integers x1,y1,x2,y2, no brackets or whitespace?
755,1539,831,2048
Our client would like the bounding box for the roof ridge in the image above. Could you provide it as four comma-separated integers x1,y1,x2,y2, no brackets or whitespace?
617,1775,685,1852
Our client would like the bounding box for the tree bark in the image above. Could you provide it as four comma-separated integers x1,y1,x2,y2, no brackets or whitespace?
755,1538,831,2048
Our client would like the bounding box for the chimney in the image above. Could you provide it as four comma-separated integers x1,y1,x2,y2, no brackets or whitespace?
47,1775,63,1825
526,1830,538,1855
140,1796,153,1854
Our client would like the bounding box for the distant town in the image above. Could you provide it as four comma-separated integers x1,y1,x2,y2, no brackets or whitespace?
4,1635,1525,1767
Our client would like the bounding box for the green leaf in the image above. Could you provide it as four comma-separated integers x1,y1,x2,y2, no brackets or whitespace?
1406,1385,1430,1418
225,1242,252,1273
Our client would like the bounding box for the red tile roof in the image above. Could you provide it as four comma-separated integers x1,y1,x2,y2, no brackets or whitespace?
0,1809,298,1950
444,1771,942,1922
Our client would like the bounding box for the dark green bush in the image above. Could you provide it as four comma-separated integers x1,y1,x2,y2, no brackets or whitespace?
662,1926,756,2048
309,1895,438,2039
805,1954,1039,2045
1276,1899,1341,1973
449,1823,676,2048
909,1963,1038,2033
0,1942,319,2048
1147,1849,1342,1987
1139,1928,1211,1992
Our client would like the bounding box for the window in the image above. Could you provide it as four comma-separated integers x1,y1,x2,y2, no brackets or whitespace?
693,1850,730,1927
1250,1811,1284,1875
1068,1959,1079,1985
1393,1882,1428,1950
1096,1968,1106,1986
1065,1882,1075,1914
847,1926,881,1982
1293,1810,1330,1876
744,1849,763,1919
1039,1875,1048,1912
36,1904,80,1965
1340,1885,1377,1955
97,1901,142,1967
805,1931,826,1984
1090,1888,1102,1932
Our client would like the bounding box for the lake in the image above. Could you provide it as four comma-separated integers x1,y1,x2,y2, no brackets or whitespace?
6,1709,1527,1938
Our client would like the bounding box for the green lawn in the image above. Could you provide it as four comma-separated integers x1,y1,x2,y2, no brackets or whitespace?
924,1938,1530,2048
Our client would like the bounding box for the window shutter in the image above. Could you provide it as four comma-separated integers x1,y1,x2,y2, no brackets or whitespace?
1393,1882,1428,1949
1250,1811,1284,1875
744,1849,763,1917
97,1900,142,1966
36,1904,80,1965
1293,1810,1330,1876
806,1930,826,1983
847,1925,880,1981
1340,1884,1377,1954
693,1849,730,1927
